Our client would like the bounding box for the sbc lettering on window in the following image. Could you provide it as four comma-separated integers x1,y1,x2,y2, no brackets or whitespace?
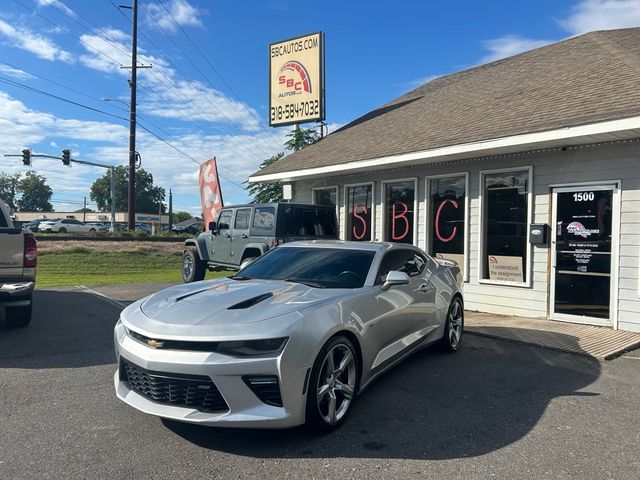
385,181,415,244
429,176,466,272
346,185,372,241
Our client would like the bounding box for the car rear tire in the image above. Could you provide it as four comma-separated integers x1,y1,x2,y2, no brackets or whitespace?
182,248,205,283
306,335,358,431
89,228,96,233
5,302,32,328
439,296,463,352
58,227,67,233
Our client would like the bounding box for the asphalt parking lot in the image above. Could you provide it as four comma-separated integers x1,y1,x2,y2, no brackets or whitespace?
1,285,639,479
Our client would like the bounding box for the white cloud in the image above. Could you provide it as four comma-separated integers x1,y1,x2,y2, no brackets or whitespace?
479,35,552,64
0,64,34,80
77,29,261,131
560,0,640,35
145,0,205,33
0,20,73,62
36,0,77,18
400,75,440,91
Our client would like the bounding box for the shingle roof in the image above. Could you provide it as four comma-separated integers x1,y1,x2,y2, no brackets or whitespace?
253,28,640,178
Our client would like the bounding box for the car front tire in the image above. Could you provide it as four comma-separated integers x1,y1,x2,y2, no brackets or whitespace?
440,296,463,352
306,335,359,431
5,302,32,328
58,227,66,233
182,248,205,283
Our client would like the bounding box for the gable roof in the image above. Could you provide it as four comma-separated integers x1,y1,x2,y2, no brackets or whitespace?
251,28,640,181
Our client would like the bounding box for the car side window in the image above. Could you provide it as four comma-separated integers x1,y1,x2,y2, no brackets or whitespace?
217,210,233,231
376,250,425,284
234,208,251,229
252,207,275,231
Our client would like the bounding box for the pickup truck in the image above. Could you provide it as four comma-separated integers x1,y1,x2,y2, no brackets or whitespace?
0,200,37,328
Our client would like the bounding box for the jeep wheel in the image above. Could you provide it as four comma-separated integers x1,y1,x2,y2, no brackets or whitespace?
182,248,205,283
5,302,32,328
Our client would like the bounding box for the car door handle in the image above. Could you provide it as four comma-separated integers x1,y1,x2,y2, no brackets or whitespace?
240,234,248,239
225,233,231,238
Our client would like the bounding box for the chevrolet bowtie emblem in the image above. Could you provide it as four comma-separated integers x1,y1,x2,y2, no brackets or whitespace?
146,339,164,348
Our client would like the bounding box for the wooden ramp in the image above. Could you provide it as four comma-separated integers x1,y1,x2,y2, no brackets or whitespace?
465,311,640,360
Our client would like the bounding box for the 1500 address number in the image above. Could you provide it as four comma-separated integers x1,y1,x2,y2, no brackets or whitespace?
271,100,320,123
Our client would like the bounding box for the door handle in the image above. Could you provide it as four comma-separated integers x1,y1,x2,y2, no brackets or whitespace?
225,233,231,239
241,234,248,239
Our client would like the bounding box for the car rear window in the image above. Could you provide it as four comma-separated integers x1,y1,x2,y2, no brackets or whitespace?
277,206,337,237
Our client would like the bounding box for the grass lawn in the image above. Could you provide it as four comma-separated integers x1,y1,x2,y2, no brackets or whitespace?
37,247,227,287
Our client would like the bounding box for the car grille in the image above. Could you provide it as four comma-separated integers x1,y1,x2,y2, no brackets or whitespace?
119,358,228,413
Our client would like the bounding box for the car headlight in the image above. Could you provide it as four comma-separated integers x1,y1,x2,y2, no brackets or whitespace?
216,337,288,357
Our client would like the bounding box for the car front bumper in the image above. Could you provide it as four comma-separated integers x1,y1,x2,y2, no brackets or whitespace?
113,321,309,428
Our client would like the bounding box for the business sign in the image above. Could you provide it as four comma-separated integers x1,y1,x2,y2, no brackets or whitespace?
269,32,325,126
199,158,224,228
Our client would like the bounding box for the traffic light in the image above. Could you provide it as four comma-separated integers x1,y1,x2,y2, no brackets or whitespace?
62,148,71,166
21,148,31,166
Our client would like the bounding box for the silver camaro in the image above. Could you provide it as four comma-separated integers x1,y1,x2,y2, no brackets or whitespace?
114,241,464,430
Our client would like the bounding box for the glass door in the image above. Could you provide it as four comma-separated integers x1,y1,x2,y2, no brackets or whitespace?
551,185,616,326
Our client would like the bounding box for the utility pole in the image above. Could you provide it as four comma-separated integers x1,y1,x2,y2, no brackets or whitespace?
168,189,173,231
119,0,150,231
83,197,87,222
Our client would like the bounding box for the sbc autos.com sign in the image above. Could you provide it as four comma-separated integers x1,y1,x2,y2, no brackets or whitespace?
269,32,325,126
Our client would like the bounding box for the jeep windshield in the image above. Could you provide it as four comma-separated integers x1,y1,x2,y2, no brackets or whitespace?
232,247,374,289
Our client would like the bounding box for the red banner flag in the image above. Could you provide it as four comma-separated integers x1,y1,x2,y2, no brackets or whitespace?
199,158,224,228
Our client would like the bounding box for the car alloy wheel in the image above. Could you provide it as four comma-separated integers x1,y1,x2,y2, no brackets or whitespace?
308,336,358,429
441,297,463,352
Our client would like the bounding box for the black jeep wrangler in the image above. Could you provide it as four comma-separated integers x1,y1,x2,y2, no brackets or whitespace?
182,203,338,282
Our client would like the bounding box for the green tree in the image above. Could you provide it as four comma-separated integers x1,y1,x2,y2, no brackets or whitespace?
0,172,20,210
16,171,53,212
284,126,320,152
90,166,166,214
173,211,193,223
246,152,285,203
247,126,320,203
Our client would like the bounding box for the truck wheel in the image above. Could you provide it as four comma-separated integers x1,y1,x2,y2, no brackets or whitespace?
5,302,32,328
182,248,205,283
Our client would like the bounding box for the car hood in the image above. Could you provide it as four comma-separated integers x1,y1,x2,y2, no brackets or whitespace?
122,278,348,340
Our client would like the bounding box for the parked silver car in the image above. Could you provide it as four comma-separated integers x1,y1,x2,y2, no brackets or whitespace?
114,241,463,430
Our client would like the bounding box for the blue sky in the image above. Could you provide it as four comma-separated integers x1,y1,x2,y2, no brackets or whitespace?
0,0,639,215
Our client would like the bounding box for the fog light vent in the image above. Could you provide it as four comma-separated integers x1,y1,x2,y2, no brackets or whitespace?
242,375,283,407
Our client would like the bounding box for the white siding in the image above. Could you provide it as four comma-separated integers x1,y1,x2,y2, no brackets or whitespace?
291,141,640,332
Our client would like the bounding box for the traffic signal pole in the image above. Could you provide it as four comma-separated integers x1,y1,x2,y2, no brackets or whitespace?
5,149,117,232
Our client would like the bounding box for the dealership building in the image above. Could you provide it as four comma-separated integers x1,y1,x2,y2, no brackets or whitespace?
249,28,640,333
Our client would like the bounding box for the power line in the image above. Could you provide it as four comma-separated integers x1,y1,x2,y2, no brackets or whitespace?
155,0,283,151
0,76,247,186
0,76,129,121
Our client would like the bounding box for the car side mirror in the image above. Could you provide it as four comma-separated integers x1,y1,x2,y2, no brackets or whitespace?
239,257,256,270
381,270,410,291
209,221,217,232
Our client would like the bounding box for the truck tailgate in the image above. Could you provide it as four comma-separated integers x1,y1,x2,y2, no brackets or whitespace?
0,228,24,279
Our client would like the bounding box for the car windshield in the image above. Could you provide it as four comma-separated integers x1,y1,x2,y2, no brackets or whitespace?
235,247,375,288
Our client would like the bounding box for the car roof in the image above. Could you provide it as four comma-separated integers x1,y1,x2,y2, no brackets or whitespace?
279,240,425,253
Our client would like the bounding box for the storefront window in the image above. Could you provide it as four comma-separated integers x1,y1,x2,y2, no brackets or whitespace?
346,184,373,241
384,180,415,244
482,169,530,283
313,187,337,207
429,175,466,274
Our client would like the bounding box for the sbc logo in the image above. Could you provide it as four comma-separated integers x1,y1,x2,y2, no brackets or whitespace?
278,61,311,96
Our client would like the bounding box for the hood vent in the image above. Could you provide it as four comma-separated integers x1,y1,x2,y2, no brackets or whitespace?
227,292,273,310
